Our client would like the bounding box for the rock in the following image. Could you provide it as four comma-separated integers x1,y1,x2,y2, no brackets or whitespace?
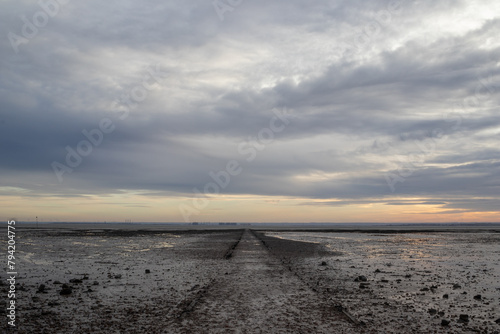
145,269,151,274
452,283,461,290
93,281,99,286
69,278,83,284
114,274,122,279
473,294,481,300
37,284,46,292
359,283,370,289
62,284,70,289
374,269,381,273
443,294,449,299
59,288,72,295
428,308,437,315
404,274,412,278
354,275,367,282
420,287,430,292
441,319,450,326
438,311,445,317
53,281,62,285
494,318,500,324
458,314,469,323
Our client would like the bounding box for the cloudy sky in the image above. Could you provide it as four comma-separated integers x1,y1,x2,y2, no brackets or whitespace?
1,0,500,223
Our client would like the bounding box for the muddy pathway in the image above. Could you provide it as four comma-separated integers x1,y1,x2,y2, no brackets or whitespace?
168,230,355,334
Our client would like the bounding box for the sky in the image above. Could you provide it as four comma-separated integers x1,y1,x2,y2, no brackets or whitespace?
1,0,500,223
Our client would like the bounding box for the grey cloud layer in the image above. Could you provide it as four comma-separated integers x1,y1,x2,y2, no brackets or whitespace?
1,0,499,215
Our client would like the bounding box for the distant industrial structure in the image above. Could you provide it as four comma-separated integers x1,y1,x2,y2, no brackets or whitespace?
191,222,249,226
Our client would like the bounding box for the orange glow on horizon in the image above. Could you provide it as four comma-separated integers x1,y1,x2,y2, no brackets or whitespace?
1,192,499,223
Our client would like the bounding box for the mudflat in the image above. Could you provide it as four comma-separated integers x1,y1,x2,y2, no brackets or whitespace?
2,227,500,333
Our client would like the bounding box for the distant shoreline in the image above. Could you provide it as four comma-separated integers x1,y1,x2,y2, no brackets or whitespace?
12,221,500,233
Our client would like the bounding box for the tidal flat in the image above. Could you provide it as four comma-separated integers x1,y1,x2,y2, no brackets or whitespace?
2,226,499,333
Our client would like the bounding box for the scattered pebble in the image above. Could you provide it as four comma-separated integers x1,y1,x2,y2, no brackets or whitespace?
458,314,469,323
441,319,450,326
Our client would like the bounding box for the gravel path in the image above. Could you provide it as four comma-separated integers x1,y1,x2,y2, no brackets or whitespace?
169,230,355,333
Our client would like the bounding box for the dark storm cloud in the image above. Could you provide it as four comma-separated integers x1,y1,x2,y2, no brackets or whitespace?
1,0,499,215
